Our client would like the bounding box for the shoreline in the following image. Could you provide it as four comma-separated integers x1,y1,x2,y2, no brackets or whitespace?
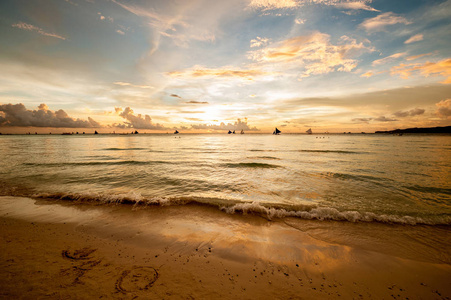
1,196,450,299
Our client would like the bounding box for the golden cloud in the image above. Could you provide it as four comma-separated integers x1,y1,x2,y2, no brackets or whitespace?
113,82,154,89
248,32,373,77
436,99,451,118
406,53,433,61
167,67,274,80
391,58,451,84
361,71,374,78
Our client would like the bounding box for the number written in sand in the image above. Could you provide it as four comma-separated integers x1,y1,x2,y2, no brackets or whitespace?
115,266,159,294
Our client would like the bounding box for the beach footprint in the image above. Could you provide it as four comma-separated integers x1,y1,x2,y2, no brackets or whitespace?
115,266,159,294
62,247,97,260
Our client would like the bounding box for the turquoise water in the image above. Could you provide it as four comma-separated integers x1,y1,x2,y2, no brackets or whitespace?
0,134,450,224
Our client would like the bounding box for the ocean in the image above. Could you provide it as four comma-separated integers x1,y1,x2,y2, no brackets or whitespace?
1,133,450,226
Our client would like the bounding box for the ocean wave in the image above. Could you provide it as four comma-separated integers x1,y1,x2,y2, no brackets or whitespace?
223,162,281,169
220,202,450,225
25,192,451,226
296,150,364,154
102,147,147,151
22,160,172,167
249,149,363,154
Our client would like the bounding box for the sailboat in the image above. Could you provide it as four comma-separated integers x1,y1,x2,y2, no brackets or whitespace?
273,128,281,135
306,128,312,134
240,130,244,134
228,130,232,134
233,130,236,134
174,130,179,134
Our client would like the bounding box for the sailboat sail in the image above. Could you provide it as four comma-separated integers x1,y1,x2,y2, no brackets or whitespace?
273,128,281,135
174,130,179,134
306,128,312,134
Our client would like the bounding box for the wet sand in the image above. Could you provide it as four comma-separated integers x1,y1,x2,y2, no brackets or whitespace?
0,196,450,299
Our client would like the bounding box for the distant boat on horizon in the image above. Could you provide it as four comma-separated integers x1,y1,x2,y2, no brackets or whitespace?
174,130,179,134
228,130,232,134
306,128,312,134
240,130,244,134
273,128,281,135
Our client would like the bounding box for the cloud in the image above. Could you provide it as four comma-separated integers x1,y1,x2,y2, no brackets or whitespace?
113,82,154,89
436,99,451,118
117,107,168,130
112,0,218,46
191,118,259,131
334,1,379,12
404,34,423,44
406,53,433,61
248,32,373,77
361,71,374,78
12,22,66,40
295,18,306,24
248,0,378,12
185,101,209,104
170,94,182,98
372,52,406,66
250,37,270,48
352,117,373,123
393,108,425,118
359,12,411,32
248,0,301,10
0,103,100,128
167,67,273,80
374,116,397,122
352,116,397,123
116,30,125,35
390,58,451,84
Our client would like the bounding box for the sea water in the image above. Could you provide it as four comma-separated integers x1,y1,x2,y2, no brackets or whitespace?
0,133,450,225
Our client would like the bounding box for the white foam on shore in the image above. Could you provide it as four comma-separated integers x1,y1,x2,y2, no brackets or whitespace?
220,202,450,225
20,192,451,226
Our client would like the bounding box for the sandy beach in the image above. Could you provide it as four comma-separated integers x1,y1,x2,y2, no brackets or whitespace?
0,196,450,299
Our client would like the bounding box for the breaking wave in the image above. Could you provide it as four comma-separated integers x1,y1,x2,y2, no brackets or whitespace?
24,191,451,226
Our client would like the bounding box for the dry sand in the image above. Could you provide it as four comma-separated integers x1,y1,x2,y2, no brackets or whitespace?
0,196,450,299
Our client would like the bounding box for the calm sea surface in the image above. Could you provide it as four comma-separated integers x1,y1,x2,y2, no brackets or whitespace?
0,134,450,225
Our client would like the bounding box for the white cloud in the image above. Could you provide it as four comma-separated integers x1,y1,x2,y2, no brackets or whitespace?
250,37,270,48
404,34,423,44
335,1,379,12
372,52,407,66
11,22,66,40
295,18,306,24
360,12,411,32
248,0,300,10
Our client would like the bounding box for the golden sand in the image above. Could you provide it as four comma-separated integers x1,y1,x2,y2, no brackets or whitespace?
0,196,450,299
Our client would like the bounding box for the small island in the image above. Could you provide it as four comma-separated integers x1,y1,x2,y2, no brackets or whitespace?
375,126,451,134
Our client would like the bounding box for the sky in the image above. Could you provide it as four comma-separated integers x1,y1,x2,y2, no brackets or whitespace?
0,0,450,133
